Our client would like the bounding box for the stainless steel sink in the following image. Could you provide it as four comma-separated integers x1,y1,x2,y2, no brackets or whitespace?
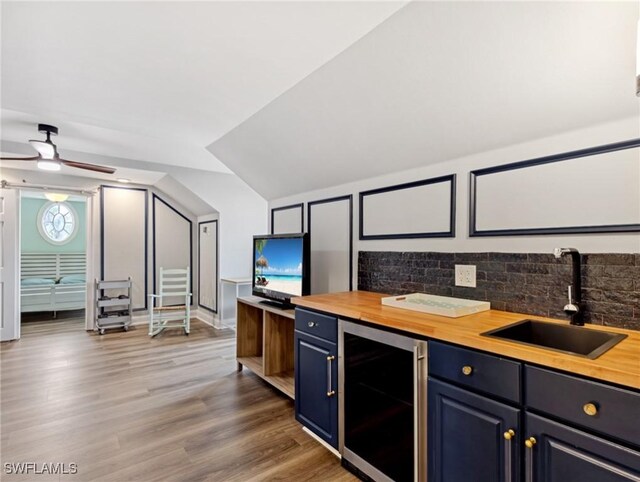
481,319,627,359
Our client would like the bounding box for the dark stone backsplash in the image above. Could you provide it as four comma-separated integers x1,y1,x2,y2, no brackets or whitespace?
358,251,640,331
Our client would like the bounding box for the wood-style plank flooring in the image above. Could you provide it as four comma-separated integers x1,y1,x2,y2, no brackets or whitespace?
1,319,356,481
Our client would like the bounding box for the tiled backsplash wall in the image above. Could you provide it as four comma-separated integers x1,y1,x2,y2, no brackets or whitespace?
358,251,640,331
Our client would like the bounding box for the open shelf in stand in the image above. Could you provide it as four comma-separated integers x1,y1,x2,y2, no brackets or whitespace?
237,356,264,376
267,370,294,398
236,296,295,400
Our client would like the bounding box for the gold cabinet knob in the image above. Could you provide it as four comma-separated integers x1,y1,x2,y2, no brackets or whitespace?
461,365,473,376
525,437,537,449
503,429,515,441
583,402,598,416
327,390,336,397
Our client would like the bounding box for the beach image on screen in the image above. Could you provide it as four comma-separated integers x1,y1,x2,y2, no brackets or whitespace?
254,237,303,296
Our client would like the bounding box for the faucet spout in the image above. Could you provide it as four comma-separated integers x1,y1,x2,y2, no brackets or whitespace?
553,247,583,326
554,247,578,259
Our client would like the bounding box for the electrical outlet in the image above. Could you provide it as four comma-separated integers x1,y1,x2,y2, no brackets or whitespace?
455,264,476,288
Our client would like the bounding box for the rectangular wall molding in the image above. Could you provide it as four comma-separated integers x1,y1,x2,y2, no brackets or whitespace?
470,138,640,236
152,194,193,306
271,203,304,235
308,195,353,294
359,174,456,240
198,220,218,313
100,185,148,311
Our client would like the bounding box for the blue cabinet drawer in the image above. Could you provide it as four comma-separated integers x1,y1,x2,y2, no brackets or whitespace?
525,366,640,449
294,308,337,343
429,341,521,403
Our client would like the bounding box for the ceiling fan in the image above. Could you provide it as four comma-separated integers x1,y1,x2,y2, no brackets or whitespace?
0,124,116,174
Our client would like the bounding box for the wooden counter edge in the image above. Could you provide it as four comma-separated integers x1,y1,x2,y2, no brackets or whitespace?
292,291,640,391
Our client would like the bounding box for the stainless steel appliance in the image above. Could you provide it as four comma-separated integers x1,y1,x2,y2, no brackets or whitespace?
339,319,427,482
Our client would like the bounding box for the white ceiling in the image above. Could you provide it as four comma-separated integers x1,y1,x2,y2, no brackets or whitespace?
209,1,640,199
0,156,166,186
1,1,405,172
2,1,638,202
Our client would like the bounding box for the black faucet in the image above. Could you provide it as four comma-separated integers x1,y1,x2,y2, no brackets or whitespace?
553,247,583,326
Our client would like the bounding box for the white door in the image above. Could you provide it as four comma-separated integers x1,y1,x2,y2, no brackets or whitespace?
0,187,20,341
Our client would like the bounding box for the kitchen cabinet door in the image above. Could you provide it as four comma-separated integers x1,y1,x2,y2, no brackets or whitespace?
525,412,640,482
294,331,338,448
428,378,521,482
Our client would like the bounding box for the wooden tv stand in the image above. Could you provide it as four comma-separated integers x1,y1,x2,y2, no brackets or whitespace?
236,296,295,399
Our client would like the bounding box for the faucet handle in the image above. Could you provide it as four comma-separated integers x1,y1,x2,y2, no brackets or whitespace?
564,285,579,315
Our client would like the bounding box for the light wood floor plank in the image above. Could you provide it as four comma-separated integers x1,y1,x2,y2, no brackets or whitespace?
1,319,356,481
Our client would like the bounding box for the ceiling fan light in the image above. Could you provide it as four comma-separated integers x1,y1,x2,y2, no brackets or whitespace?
44,192,69,203
37,160,61,171
30,140,57,159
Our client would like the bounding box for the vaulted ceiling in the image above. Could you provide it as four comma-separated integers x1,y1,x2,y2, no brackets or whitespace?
208,1,640,199
2,1,638,200
1,1,405,172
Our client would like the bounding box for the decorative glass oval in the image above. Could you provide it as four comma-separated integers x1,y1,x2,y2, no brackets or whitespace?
38,201,78,244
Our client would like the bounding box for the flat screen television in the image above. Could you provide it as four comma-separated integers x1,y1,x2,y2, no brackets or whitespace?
252,233,310,308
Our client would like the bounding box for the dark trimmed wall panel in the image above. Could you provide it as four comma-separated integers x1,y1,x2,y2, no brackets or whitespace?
358,251,640,331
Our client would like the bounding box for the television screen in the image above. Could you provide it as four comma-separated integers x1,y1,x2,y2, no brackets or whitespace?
253,233,309,304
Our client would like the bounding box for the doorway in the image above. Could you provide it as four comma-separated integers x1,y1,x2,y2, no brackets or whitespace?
19,190,88,331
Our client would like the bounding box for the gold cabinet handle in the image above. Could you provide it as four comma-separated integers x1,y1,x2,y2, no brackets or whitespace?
504,429,516,482
461,365,473,376
583,402,598,416
525,436,537,482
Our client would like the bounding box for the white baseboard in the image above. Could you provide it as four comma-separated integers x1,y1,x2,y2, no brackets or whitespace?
193,308,222,328
302,427,341,458
105,309,221,330
130,315,148,327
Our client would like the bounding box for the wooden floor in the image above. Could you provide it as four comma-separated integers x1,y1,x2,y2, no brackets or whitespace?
1,319,357,481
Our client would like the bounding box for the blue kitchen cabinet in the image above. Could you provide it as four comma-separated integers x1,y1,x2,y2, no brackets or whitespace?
428,341,640,482
428,377,521,482
525,412,640,482
294,308,338,448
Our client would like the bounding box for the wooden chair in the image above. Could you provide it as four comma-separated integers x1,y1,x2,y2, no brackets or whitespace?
148,267,191,336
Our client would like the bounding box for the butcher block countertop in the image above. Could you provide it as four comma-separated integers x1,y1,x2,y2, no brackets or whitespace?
292,291,640,390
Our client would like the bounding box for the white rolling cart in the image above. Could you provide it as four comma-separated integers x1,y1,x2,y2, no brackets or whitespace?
95,278,132,335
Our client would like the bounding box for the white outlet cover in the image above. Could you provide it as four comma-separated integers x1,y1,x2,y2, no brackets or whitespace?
455,264,476,288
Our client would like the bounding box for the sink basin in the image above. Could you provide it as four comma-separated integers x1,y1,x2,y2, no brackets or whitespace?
481,319,627,359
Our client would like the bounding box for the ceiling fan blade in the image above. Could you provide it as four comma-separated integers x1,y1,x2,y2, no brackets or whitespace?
60,159,116,174
0,156,40,161
29,140,57,159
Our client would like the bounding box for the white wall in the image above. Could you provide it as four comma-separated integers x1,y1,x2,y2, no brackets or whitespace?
269,117,640,284
102,186,147,310
1,149,268,282
169,170,267,279
0,169,220,322
197,215,218,313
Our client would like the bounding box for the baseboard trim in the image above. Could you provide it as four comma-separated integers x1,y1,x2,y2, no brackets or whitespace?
302,427,341,458
91,310,219,330
193,308,222,328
